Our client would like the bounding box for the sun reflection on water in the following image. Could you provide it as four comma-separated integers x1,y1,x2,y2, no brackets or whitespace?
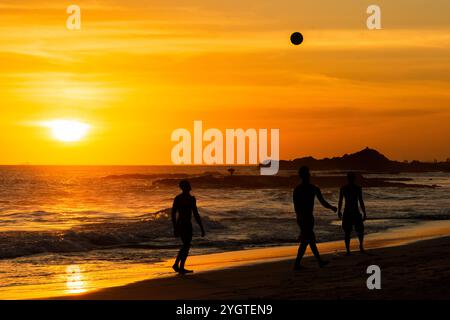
65,265,87,294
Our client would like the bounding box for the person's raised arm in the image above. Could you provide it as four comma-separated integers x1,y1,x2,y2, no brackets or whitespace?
171,197,178,237
337,187,343,219
316,187,337,212
358,187,367,220
192,197,205,237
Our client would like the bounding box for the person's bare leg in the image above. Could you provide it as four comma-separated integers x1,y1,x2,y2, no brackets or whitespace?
172,250,181,272
309,239,321,260
177,232,193,274
179,243,192,273
310,239,329,267
179,246,189,269
358,233,365,253
294,241,308,270
344,232,351,255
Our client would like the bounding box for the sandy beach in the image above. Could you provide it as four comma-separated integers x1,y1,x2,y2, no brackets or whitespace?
56,220,450,300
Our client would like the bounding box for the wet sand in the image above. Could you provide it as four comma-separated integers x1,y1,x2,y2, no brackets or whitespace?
58,220,450,300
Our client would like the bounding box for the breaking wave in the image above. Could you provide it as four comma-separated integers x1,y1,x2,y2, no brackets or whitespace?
0,209,223,259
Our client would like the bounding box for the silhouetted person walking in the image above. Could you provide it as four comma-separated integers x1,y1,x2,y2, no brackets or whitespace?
293,166,337,270
338,172,367,255
171,180,205,274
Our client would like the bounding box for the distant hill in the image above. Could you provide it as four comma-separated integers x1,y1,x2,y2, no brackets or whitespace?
279,147,450,172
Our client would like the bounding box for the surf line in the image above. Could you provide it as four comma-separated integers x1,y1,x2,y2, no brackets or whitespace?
171,120,279,175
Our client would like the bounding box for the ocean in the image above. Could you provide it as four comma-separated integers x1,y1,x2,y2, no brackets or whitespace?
0,166,449,298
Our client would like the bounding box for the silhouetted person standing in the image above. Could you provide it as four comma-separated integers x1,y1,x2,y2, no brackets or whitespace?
171,180,205,274
293,166,337,270
338,172,367,255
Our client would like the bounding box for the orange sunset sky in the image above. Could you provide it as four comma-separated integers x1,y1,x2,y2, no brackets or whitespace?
0,0,449,164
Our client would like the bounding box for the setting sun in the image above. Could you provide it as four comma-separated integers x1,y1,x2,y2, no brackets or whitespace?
43,120,91,143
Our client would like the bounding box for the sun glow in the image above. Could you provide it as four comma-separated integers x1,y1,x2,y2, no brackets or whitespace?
43,120,90,142
65,265,87,294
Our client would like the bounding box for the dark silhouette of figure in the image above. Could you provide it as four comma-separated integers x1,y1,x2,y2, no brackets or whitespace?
338,172,367,255
171,180,205,274
293,166,337,270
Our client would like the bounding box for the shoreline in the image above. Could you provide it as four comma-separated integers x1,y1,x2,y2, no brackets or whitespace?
52,220,450,300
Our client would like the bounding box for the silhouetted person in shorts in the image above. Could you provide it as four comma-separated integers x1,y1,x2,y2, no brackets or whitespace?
338,172,367,255
293,166,337,270
171,180,205,274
